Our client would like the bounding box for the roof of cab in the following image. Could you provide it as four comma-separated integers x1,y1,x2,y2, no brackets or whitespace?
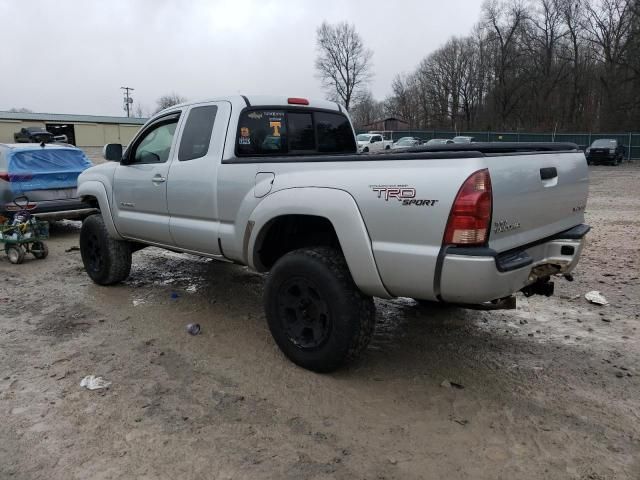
164,95,342,113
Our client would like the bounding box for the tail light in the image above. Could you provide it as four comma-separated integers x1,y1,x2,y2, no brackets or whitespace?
443,169,492,246
0,172,32,182
288,97,309,105
4,203,37,211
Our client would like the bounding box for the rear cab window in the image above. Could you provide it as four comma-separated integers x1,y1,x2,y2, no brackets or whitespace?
236,108,356,157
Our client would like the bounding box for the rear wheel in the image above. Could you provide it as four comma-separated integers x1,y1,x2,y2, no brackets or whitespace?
264,247,375,373
31,241,48,259
80,214,132,285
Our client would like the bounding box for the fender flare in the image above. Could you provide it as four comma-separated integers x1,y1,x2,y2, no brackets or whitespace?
247,187,391,299
77,180,123,240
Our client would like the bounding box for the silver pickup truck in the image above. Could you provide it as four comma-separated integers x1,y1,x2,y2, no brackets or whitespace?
77,95,589,372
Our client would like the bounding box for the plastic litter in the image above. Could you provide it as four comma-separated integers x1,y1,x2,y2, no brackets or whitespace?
186,323,201,335
80,375,111,390
440,379,464,389
585,290,609,306
132,299,146,307
170,292,179,300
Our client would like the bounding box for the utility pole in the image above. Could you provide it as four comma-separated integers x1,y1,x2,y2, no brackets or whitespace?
121,86,134,117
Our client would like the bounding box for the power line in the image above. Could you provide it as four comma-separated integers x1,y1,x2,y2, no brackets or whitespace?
121,86,134,117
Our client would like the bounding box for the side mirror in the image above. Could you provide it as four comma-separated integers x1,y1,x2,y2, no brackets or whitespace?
103,143,123,161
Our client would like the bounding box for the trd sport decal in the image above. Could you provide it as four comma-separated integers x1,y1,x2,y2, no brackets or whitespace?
370,185,438,206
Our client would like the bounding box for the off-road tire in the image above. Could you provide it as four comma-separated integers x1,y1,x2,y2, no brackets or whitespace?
80,214,132,285
6,245,25,264
264,247,375,373
31,241,48,259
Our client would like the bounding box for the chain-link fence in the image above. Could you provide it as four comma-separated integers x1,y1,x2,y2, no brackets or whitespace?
357,130,640,160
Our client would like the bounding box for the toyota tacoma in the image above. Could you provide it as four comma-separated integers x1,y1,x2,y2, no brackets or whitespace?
77,95,590,372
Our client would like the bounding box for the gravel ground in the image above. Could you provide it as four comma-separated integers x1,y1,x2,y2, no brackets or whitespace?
0,163,639,480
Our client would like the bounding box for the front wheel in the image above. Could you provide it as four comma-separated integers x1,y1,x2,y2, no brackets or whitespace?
6,245,25,264
264,247,375,373
80,214,132,285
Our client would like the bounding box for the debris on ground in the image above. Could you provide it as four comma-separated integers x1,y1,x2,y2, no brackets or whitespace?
65,246,80,253
170,292,179,300
132,299,146,307
585,291,609,306
186,323,201,335
440,379,464,389
80,375,111,390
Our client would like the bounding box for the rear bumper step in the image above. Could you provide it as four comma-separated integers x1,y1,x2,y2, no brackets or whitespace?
437,224,589,304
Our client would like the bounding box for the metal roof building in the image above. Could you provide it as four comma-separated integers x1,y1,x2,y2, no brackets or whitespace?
0,111,147,147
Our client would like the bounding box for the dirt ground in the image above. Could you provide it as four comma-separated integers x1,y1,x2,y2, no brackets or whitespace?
1,163,639,480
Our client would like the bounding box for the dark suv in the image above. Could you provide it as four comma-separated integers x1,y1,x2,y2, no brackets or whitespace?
13,127,55,144
585,139,626,166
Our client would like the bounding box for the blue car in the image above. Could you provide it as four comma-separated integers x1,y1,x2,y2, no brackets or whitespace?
0,143,94,220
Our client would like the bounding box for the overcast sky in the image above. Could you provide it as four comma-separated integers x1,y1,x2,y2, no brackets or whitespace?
0,0,482,117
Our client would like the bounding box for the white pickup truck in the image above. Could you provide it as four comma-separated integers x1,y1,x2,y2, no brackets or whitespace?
356,133,392,153
77,95,589,372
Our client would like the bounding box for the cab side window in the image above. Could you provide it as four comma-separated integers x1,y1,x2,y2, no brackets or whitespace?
178,105,218,161
130,117,179,164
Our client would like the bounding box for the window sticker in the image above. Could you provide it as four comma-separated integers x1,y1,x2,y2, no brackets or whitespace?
239,127,251,145
269,121,282,137
248,112,263,119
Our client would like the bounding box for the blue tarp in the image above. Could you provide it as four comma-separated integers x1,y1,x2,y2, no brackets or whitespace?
7,147,92,193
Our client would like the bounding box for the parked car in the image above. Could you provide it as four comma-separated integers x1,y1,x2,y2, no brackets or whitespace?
585,139,625,166
391,137,422,149
53,134,69,143
425,138,454,145
0,143,94,219
77,95,589,373
357,133,391,153
452,136,475,143
13,127,55,144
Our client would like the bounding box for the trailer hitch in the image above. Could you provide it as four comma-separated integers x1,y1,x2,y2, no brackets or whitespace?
521,277,554,297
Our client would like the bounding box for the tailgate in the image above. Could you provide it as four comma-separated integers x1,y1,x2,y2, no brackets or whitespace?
485,151,589,253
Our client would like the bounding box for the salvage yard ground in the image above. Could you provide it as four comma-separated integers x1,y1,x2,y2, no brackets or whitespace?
1,163,639,480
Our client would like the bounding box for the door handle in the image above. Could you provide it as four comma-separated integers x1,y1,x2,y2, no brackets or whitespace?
540,167,557,180
152,175,166,183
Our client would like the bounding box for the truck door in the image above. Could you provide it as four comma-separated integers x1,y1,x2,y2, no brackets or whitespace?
111,111,181,245
166,101,231,254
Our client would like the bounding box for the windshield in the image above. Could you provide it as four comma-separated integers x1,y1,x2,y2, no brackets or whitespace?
426,139,445,145
396,138,414,146
591,139,616,148
357,134,371,142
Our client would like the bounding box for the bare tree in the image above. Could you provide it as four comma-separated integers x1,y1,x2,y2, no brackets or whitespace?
315,21,373,110
155,93,186,113
349,90,384,128
8,107,33,113
134,103,149,118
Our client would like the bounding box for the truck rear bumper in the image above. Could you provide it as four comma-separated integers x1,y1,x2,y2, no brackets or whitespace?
438,224,589,304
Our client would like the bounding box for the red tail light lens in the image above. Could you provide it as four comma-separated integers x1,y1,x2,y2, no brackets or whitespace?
443,169,492,246
287,97,309,105
4,203,37,211
0,172,9,182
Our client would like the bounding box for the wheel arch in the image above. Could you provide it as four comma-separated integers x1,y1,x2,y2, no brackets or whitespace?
247,187,391,298
77,180,123,240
